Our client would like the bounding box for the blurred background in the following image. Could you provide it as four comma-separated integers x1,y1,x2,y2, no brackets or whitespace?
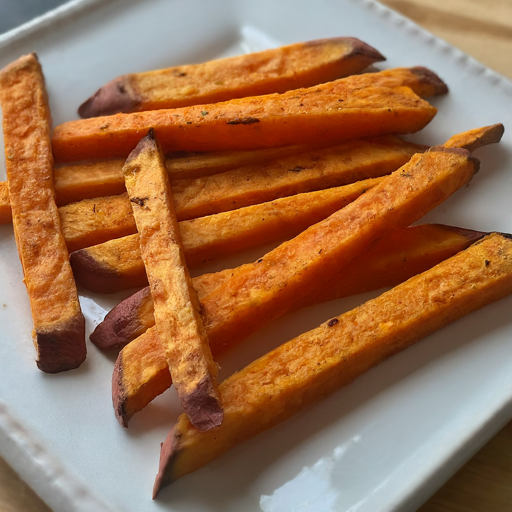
0,0,512,511
0,0,66,34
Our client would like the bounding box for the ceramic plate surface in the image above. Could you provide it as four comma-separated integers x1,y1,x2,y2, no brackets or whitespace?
1,1,512,511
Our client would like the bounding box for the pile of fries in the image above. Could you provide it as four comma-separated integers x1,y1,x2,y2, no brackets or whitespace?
1,37,511,498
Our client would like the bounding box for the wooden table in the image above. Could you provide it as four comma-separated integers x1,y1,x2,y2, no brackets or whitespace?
2,0,512,510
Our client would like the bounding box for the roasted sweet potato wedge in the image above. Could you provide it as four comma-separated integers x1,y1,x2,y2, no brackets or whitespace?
79,37,386,117
124,130,222,431
0,136,422,228
0,54,86,373
109,142,481,425
52,67,442,161
152,233,512,495
71,178,382,293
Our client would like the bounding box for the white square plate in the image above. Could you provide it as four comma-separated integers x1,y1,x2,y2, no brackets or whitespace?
1,1,512,511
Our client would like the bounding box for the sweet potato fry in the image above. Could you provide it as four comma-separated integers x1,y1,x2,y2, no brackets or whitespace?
0,54,86,373
124,130,222,431
169,136,425,220
110,225,485,425
49,136,425,251
71,178,382,293
152,233,512,494
0,136,421,227
78,37,386,118
52,67,442,162
109,142,481,425
3,121,502,226
9,120,502,228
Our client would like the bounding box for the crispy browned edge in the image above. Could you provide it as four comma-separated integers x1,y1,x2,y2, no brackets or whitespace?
455,123,504,152
310,37,385,61
152,232,512,495
70,248,125,293
410,66,449,95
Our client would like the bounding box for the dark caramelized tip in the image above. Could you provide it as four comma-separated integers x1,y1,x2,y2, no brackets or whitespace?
78,75,140,118
112,353,129,428
411,66,449,95
35,313,86,373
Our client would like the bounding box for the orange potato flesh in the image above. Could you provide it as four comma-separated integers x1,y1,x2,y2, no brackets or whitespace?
78,37,386,117
71,178,382,293
51,68,441,162
54,136,423,251
0,54,86,373
59,194,135,253
170,136,425,220
152,233,512,494
124,130,222,432
109,142,480,425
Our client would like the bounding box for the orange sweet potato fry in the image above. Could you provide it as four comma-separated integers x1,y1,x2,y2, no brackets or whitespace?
0,54,86,373
109,142,481,425
152,233,512,495
169,136,425,220
70,178,382,293
124,130,222,431
49,136,424,251
52,67,442,162
79,37,386,117
0,136,420,227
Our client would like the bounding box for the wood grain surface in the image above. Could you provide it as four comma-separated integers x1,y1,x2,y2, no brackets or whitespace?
2,0,512,510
